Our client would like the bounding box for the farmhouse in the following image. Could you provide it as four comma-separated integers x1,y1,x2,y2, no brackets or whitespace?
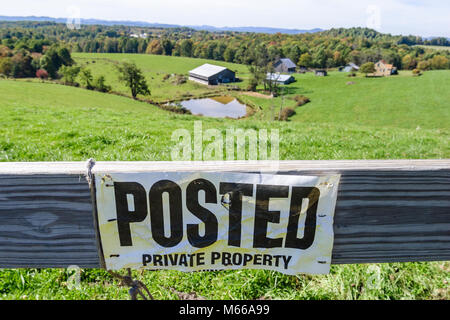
273,58,297,73
188,64,236,85
374,60,397,76
315,69,328,76
266,73,295,85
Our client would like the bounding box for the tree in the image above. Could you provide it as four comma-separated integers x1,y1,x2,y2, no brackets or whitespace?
223,47,236,62
59,65,81,85
39,46,73,78
0,57,13,76
246,44,271,92
115,61,150,99
146,40,163,55
10,51,34,78
430,55,449,70
298,52,312,67
312,48,327,68
161,39,174,56
360,62,375,74
93,75,111,92
401,54,417,70
180,39,193,57
417,60,430,71
79,68,94,89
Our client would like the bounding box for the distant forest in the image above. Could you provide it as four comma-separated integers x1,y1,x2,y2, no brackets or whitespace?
1,21,449,79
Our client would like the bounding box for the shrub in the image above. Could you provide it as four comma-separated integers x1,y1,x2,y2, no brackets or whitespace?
79,68,94,90
93,75,111,92
59,65,81,85
172,74,187,85
430,55,449,70
162,74,171,81
360,62,376,74
417,60,430,71
277,107,295,121
35,69,49,80
293,95,310,107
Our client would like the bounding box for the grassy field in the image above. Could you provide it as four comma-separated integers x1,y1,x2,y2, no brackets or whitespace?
72,53,251,103
71,53,450,130
0,53,449,300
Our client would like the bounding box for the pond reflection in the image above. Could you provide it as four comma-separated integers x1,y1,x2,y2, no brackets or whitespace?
175,96,247,118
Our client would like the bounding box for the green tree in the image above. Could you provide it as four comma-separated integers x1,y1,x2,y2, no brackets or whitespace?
79,68,94,89
59,65,81,85
40,46,73,78
360,62,375,74
223,47,236,62
115,61,150,99
0,57,13,76
93,75,111,92
401,54,417,70
298,53,312,67
180,39,193,57
417,60,430,71
161,39,174,56
430,55,449,70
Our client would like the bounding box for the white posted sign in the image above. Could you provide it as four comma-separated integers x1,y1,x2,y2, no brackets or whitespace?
94,172,340,275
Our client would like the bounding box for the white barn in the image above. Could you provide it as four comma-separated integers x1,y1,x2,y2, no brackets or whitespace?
266,73,295,85
189,64,236,85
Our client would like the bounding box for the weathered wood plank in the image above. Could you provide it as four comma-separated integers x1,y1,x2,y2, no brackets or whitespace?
0,174,99,268
0,161,449,268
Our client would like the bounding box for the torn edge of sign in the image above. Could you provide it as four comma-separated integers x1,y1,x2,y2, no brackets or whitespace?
93,171,341,275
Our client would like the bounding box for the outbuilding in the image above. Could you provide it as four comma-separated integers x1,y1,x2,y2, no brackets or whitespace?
341,63,359,72
189,64,236,85
273,58,297,73
266,73,295,85
315,69,328,76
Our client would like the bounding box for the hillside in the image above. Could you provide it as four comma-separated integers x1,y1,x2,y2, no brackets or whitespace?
0,78,448,162
71,53,450,130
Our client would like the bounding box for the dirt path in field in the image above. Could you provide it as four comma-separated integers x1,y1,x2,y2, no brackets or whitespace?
241,91,273,99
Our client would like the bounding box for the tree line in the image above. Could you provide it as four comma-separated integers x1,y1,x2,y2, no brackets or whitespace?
1,22,449,83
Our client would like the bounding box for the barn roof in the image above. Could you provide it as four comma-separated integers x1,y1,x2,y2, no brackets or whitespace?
278,58,297,68
266,73,294,82
189,64,228,78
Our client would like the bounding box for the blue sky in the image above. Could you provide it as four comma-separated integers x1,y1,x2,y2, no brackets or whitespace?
2,0,449,37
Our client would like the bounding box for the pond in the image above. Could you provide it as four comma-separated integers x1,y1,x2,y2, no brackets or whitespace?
174,96,248,119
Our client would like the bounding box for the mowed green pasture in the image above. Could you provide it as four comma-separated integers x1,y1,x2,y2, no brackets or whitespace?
0,79,448,161
0,61,449,300
71,53,450,131
239,70,450,130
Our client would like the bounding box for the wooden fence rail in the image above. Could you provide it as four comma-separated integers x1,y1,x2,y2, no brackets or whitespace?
0,160,449,268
